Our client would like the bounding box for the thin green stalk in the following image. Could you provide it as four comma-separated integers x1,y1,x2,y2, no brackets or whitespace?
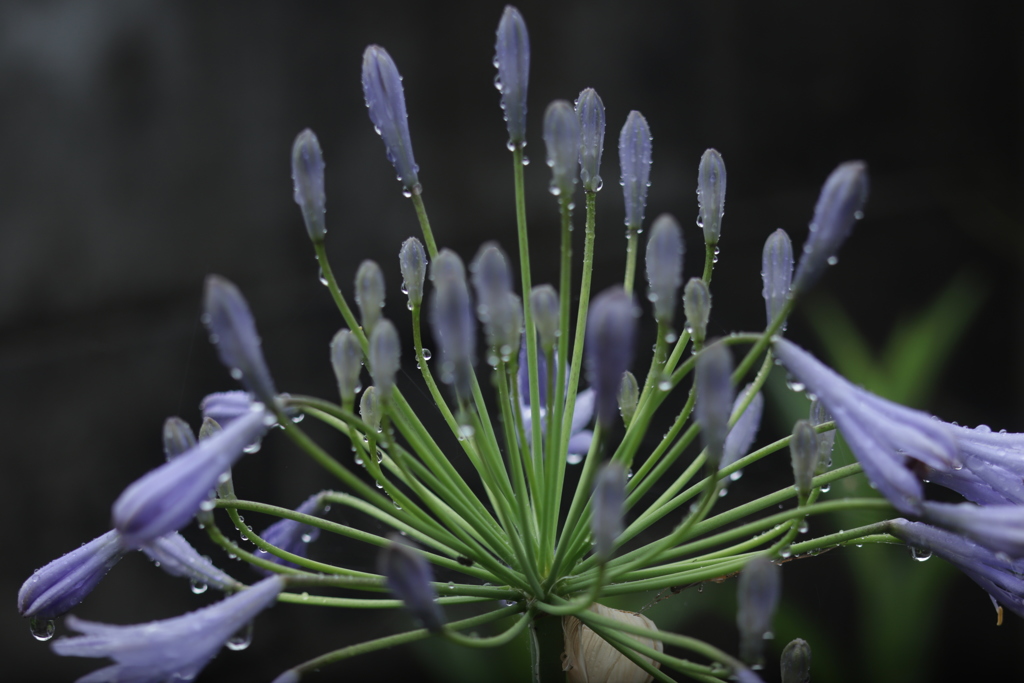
623,225,640,295
410,189,438,258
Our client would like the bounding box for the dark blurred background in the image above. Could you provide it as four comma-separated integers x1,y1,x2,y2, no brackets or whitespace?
3,1,1022,681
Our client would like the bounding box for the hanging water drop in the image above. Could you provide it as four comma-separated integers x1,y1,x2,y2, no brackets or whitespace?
226,622,254,651
190,578,208,595
29,617,55,642
567,452,584,465
820,483,831,493
729,470,743,482
798,520,809,534
421,348,432,361
318,267,329,286
909,547,933,562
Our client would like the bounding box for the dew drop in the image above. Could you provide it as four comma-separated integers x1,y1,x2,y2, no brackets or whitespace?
230,368,243,381
29,617,55,641
190,579,208,595
301,533,314,543
779,546,792,558
826,255,839,266
421,348,432,361
718,487,728,498
696,582,704,593
226,622,254,651
457,424,475,440
729,470,743,482
909,547,932,562
785,379,806,393
567,452,584,465
318,268,329,286
820,483,831,493
658,378,672,392
798,520,809,534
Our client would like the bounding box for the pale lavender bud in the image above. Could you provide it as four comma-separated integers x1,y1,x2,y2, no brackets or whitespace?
695,341,734,468
645,214,685,326
586,287,639,427
530,284,560,354
792,161,869,294
494,6,530,147
484,292,522,364
255,493,326,573
619,110,652,229
430,250,476,396
361,45,419,192
163,417,196,461
543,100,579,198
809,398,835,473
203,276,278,407
291,128,326,242
399,237,428,308
781,638,812,683
355,260,386,335
575,87,605,193
379,534,444,632
471,242,513,307
140,532,242,592
359,386,382,434
790,419,819,501
737,556,781,666
683,278,711,346
761,228,793,329
330,329,363,405
369,319,401,396
19,529,128,619
721,387,764,472
200,391,252,428
618,371,639,428
697,149,727,245
591,462,626,562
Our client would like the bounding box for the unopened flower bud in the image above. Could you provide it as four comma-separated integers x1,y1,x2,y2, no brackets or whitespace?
291,128,326,242
697,148,726,246
586,287,639,427
494,6,530,147
197,416,221,441
761,228,794,329
379,534,444,632
359,386,382,434
809,398,835,473
575,87,605,193
484,292,523,364
591,463,626,563
790,419,819,501
721,387,764,472
683,278,711,346
471,243,513,307
645,214,685,327
695,341,734,468
369,319,401,397
737,555,781,666
254,492,327,573
330,329,363,405
619,111,652,229
362,45,419,192
163,417,196,461
544,100,579,198
562,604,663,683
530,284,560,354
430,250,476,396
780,638,812,683
617,371,639,428
355,260,386,335
399,237,428,309
792,161,869,294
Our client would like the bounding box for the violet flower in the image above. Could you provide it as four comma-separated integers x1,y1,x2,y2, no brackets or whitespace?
362,45,419,192
761,228,793,329
429,249,476,396
619,110,652,230
720,386,764,473
494,5,530,147
575,87,605,193
925,423,1024,506
736,555,781,666
645,213,685,328
591,462,626,563
291,128,326,243
369,318,401,396
920,501,1024,557
696,148,726,246
379,534,444,632
200,390,254,428
399,236,428,308
586,287,639,427
695,341,734,469
254,493,327,573
52,576,284,682
140,532,242,592
543,99,580,198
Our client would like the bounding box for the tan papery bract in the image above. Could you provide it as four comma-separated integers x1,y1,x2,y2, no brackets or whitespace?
561,603,663,683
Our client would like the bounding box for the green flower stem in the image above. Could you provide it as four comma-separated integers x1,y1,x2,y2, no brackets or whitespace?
534,565,606,616
659,240,719,378
545,421,603,586
546,194,575,489
626,386,696,503
313,241,367,349
623,225,640,295
496,361,543,553
205,516,321,577
282,602,526,678
410,188,438,259
442,608,534,648
507,359,541,507
276,593,494,609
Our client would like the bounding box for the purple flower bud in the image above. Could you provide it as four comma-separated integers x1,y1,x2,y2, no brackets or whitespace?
355,260,386,335
781,638,812,683
163,417,196,461
789,420,819,501
112,406,271,549
586,287,639,427
530,284,560,354
645,214,685,327
683,278,711,346
721,386,764,472
200,390,253,428
19,529,128,619
543,100,579,198
792,161,869,294
696,149,727,246
254,493,327,573
360,385,383,434
591,463,626,562
330,329,363,405
379,534,444,632
483,292,523,364
736,556,781,666
494,6,530,147
470,242,514,307
809,398,835,473
921,501,1024,557
291,128,326,242
203,275,278,408
140,532,241,592
430,250,476,396
575,87,605,193
619,110,652,229
53,575,284,681
695,341,734,468
399,237,428,308
761,228,793,329
369,319,401,396
618,371,640,428
362,45,419,192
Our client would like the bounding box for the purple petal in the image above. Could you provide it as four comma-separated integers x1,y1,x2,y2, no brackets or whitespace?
200,390,254,427
361,46,419,190
140,533,241,592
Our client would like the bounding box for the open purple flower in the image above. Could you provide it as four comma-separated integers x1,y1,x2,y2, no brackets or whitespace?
52,576,284,682
920,501,1024,557
518,345,594,458
140,532,242,592
924,423,1024,506
379,534,444,632
254,493,327,574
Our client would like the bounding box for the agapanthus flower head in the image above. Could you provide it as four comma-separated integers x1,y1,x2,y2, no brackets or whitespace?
162,417,196,461
355,259,386,335
591,462,626,563
695,341,734,469
361,45,419,192
720,385,764,473
369,318,401,396
200,390,253,428
789,420,819,501
52,575,284,682
494,5,530,147
736,555,781,666
140,532,242,592
530,284,560,354
255,492,327,573
696,148,727,246
925,423,1024,506
791,161,869,295
399,236,428,308
429,249,476,396
203,275,278,408
780,638,812,683
617,371,640,428
619,110,652,229
761,228,793,329
683,278,711,346
773,338,958,514
330,328,364,405
112,405,271,549
585,286,639,428
379,534,444,632
575,87,605,193
543,99,580,198
291,128,326,242
19,529,128,620
645,214,685,327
